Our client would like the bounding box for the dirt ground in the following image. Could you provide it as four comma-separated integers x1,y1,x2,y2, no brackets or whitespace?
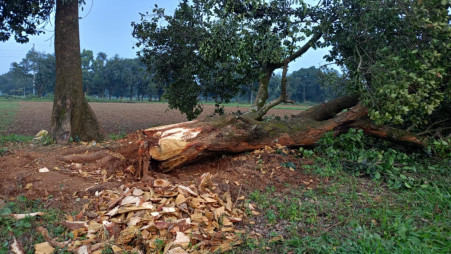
4,101,302,135
0,136,317,212
0,101,315,213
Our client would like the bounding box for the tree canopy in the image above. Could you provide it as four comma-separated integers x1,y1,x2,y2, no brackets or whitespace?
134,0,450,134
325,0,450,130
133,0,337,120
0,0,54,43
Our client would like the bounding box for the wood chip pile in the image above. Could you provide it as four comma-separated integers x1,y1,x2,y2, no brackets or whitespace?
48,173,250,253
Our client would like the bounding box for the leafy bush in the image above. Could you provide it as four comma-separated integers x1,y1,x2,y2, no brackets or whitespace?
303,129,447,189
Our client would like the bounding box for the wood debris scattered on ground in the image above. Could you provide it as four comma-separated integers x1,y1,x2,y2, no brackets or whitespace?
37,173,253,253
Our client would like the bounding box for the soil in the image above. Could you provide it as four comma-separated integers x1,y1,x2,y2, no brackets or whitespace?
0,101,315,214
0,137,317,213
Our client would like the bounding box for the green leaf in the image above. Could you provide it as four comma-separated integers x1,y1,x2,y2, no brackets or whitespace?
0,207,12,216
374,171,381,180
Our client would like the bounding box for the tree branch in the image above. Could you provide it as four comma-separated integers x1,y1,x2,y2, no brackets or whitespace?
273,32,323,69
247,58,293,120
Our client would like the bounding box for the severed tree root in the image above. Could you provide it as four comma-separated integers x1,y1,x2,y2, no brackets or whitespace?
37,226,74,251
62,151,125,164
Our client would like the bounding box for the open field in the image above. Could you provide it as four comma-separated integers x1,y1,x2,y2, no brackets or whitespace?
1,101,305,136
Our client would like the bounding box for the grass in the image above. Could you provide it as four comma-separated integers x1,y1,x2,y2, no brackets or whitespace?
109,131,127,140
231,155,451,253
0,100,32,154
0,99,19,133
0,196,69,254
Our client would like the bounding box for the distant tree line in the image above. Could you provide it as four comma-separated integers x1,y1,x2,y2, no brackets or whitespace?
0,47,336,103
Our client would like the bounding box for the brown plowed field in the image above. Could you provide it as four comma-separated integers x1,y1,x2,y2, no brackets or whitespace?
5,101,303,135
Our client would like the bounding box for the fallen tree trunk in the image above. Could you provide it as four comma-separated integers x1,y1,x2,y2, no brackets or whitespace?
133,96,424,174
63,96,424,176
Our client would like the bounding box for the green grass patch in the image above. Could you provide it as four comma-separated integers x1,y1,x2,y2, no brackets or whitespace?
0,100,19,133
109,131,127,140
0,196,69,253
234,163,450,253
232,132,451,253
0,134,33,146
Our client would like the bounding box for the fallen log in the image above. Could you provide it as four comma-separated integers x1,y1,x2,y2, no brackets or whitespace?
135,96,424,174
60,96,424,176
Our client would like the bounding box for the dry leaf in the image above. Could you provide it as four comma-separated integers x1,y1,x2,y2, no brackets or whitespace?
77,245,89,254
199,172,213,192
162,207,176,213
132,188,143,196
222,217,233,226
34,242,54,254
173,232,190,248
116,226,138,244
178,185,198,196
61,221,88,231
213,206,226,220
228,217,242,223
127,217,141,227
268,235,284,243
87,221,103,233
167,247,188,254
154,179,170,188
111,245,123,253
175,194,187,205
251,211,260,216
120,196,141,206
51,172,247,253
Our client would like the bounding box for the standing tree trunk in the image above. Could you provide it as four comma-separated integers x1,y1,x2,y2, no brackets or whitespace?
51,0,105,142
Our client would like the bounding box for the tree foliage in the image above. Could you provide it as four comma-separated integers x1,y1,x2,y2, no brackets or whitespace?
0,0,54,43
133,0,449,133
133,1,251,120
133,0,336,120
325,0,450,129
0,47,55,96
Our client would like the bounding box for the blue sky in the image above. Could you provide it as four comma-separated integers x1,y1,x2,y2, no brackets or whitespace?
0,0,332,75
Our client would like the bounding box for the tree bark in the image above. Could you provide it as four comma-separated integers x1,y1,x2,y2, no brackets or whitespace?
251,66,273,115
51,0,105,142
247,59,293,120
129,96,424,175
